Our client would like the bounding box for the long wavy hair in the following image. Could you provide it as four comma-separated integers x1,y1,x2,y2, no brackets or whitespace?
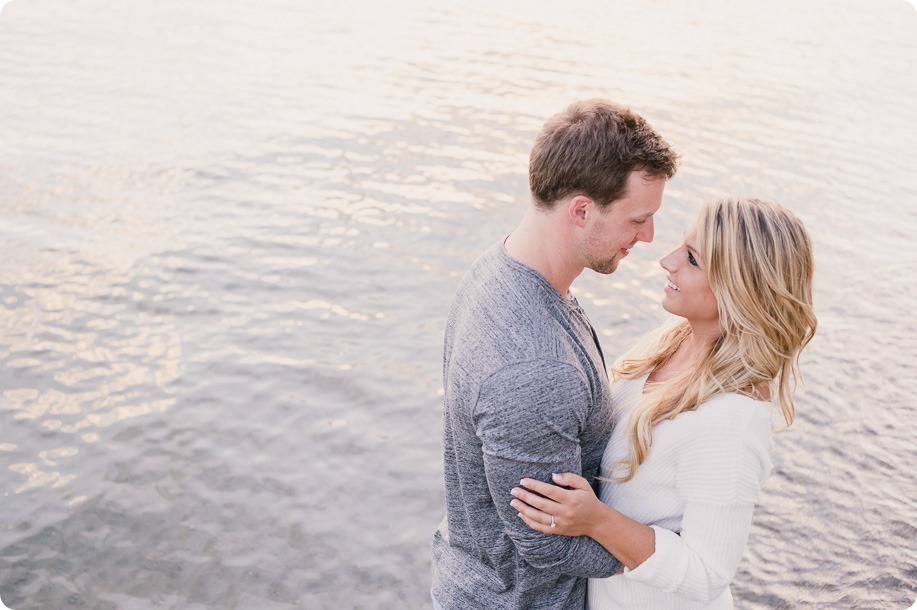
609,197,817,482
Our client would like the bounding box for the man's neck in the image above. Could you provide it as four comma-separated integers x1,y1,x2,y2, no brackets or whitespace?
504,207,582,297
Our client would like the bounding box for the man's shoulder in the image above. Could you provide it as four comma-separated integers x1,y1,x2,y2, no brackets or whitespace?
445,242,594,384
455,247,568,335
479,358,590,401
460,242,545,302
447,295,576,372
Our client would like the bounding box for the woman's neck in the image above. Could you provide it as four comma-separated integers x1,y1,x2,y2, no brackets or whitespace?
648,333,714,384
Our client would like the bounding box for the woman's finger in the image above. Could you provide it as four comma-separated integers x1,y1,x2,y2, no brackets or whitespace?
551,472,590,491
510,498,551,526
518,478,569,502
517,509,550,534
512,499,574,536
510,485,561,512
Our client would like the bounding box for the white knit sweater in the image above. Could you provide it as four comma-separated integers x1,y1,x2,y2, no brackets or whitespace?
588,375,775,610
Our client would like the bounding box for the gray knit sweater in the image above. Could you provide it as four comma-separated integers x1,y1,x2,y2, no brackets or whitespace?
431,241,622,610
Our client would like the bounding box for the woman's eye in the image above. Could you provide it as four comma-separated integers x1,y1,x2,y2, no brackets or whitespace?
688,252,698,267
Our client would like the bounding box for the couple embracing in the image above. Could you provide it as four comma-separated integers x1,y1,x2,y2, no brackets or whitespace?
430,99,816,609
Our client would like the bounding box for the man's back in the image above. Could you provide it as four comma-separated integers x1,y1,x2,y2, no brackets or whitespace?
431,242,619,610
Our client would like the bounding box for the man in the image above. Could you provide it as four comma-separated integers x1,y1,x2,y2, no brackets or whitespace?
431,99,679,609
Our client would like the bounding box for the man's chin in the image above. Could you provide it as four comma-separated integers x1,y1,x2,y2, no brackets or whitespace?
590,260,619,275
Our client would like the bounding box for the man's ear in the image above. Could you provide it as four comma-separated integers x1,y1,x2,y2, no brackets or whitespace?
567,195,593,228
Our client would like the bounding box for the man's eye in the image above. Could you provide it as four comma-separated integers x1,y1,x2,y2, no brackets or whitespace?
688,252,698,266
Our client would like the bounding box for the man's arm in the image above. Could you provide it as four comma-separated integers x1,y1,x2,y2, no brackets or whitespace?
474,359,622,578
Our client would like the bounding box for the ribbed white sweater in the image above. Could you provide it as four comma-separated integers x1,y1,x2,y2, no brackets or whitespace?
588,375,775,610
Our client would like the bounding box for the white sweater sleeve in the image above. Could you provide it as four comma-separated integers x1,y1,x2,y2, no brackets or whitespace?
622,399,773,603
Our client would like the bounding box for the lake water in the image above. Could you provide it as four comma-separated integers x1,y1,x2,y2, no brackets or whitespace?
0,0,915,608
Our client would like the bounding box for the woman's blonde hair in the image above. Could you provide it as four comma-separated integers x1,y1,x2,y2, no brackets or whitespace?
610,197,817,482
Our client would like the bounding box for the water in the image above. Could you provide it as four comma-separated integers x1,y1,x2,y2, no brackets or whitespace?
0,0,914,608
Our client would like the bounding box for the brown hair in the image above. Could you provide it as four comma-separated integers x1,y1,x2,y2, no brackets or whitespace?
529,99,679,208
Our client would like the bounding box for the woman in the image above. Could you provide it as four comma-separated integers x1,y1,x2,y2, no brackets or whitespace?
509,197,816,608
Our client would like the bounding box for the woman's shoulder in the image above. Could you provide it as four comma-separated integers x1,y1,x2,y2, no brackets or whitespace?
670,393,775,502
676,392,774,444
697,392,773,416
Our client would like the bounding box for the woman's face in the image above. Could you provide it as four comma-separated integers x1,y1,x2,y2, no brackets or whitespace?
659,225,720,337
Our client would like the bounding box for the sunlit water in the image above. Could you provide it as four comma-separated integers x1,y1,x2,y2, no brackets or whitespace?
0,0,914,608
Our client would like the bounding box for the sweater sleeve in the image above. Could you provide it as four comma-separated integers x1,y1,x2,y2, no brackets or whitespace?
622,400,773,602
474,359,622,578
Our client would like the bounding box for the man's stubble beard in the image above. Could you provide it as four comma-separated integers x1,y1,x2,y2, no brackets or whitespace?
588,255,620,275
579,235,621,276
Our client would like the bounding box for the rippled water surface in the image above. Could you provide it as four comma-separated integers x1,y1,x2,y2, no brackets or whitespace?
1,0,915,608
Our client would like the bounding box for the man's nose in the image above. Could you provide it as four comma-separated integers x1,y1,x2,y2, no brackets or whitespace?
638,217,655,243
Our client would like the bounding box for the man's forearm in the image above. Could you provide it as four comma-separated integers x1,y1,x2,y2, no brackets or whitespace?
488,464,622,577
507,515,622,577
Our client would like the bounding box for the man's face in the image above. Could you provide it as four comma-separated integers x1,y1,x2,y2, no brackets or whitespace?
580,171,665,274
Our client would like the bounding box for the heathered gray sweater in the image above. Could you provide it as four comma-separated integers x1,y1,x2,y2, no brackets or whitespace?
431,241,622,610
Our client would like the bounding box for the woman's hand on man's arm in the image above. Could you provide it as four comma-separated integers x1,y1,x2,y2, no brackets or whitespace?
510,472,606,538
511,472,656,572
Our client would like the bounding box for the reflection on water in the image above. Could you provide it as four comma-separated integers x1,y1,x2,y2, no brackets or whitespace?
1,0,915,608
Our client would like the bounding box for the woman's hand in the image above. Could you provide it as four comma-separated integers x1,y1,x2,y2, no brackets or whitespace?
510,472,606,538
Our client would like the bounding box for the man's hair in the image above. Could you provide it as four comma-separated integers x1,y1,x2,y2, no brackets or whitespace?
529,99,679,208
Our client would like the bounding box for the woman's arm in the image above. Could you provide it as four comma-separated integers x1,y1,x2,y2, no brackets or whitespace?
513,401,773,603
510,472,655,571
